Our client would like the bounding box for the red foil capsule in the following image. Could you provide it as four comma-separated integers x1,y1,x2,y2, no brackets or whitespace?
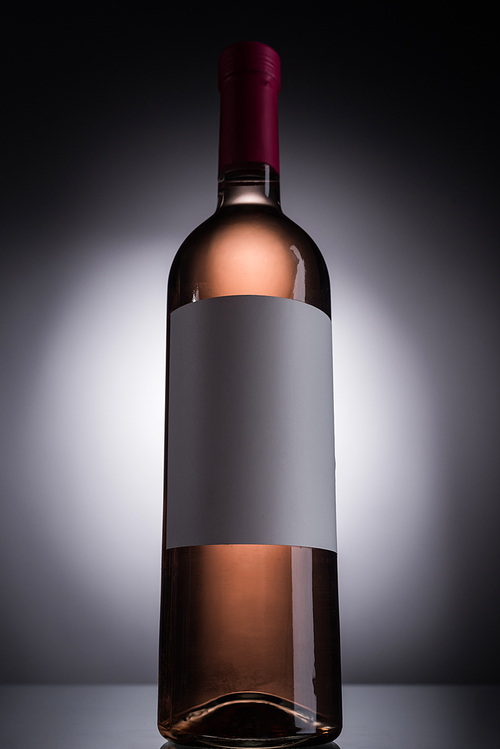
218,41,281,175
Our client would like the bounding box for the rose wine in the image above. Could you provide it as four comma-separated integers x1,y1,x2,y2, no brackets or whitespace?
158,42,342,747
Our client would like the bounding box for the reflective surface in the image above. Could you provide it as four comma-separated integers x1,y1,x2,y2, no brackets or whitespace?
0,685,498,748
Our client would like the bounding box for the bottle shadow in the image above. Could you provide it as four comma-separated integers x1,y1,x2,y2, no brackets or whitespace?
160,744,341,749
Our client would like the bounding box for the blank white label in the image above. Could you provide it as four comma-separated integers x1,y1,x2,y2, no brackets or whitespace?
166,295,337,552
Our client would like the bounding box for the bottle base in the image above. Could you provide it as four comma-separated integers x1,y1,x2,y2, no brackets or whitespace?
159,691,341,748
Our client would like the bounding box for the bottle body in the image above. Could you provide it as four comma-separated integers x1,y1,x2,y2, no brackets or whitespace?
158,172,342,746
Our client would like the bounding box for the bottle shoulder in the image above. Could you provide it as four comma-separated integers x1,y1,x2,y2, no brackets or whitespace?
168,205,331,316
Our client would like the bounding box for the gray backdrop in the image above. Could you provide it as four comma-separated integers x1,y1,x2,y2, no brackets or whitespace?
1,3,499,684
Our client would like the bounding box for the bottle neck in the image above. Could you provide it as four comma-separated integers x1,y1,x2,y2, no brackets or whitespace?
217,163,281,210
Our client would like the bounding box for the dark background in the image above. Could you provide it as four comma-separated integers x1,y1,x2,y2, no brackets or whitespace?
1,2,499,684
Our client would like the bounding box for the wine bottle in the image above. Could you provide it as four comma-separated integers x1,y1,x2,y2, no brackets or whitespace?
158,41,342,747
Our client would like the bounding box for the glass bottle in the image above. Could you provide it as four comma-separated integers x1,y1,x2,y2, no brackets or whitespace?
158,41,342,747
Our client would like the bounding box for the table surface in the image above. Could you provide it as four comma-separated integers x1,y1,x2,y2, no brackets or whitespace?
0,685,498,749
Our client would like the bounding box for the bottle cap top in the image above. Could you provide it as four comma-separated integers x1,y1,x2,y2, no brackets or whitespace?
218,41,281,90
